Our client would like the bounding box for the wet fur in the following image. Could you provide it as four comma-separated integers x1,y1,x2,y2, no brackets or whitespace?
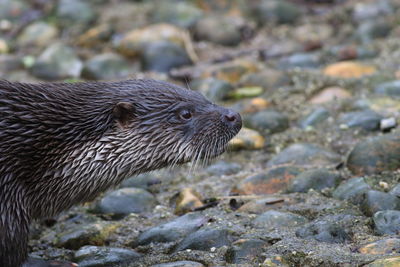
0,79,241,266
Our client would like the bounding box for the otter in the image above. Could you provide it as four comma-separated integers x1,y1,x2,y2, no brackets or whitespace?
0,79,242,267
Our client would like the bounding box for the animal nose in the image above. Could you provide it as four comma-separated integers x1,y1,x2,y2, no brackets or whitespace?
222,109,242,130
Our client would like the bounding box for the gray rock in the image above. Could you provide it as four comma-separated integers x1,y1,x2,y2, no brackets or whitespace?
278,53,321,70
252,0,302,25
190,78,234,102
194,16,243,46
225,239,267,264
142,41,192,73
82,53,134,80
57,0,95,25
136,213,207,246
246,110,289,134
361,190,400,217
338,110,383,131
0,0,28,21
299,107,330,129
30,43,83,80
389,184,400,198
288,169,342,193
151,261,204,267
267,143,341,168
373,210,400,235
253,210,308,229
356,19,392,43
74,245,141,267
206,161,241,176
174,228,232,252
238,68,287,91
375,80,400,97
96,188,157,216
332,177,371,205
17,22,58,48
120,173,161,190
352,0,393,22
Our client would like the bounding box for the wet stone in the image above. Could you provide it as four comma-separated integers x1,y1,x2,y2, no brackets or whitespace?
288,169,342,193
278,53,321,70
225,239,268,264
206,161,241,176
228,127,265,151
17,22,58,48
356,19,392,43
190,78,234,102
174,228,232,252
295,215,353,243
346,133,400,175
358,238,400,255
332,177,371,205
246,110,289,134
310,86,352,104
238,69,287,91
0,39,8,54
174,188,204,215
364,256,400,267
360,190,400,217
232,166,303,195
57,0,95,25
389,184,400,198
375,80,400,98
323,61,376,79
252,0,302,25
193,15,243,46
74,245,141,267
352,0,393,22
253,210,308,229
298,107,330,129
120,173,161,190
338,109,383,131
142,41,192,73
266,143,341,168
95,188,157,217
30,43,83,80
135,213,207,246
373,210,400,235
151,261,204,267
0,0,28,21
82,52,133,80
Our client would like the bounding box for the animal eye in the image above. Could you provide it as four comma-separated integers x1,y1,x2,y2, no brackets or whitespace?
180,109,192,120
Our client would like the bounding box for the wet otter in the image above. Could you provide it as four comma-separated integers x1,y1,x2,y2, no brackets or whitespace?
0,79,242,267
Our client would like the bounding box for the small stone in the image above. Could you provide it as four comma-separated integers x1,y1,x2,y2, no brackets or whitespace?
353,0,393,22
17,22,58,48
0,38,8,54
329,45,378,61
293,23,333,44
358,238,400,255
253,210,308,229
288,169,342,193
356,19,392,43
238,69,287,91
82,53,133,80
338,110,383,131
0,0,28,21
232,166,303,195
174,228,232,252
278,52,321,70
389,184,400,198
135,213,207,246
77,24,113,48
96,188,157,217
190,78,234,102
332,177,371,205
142,40,192,73
309,87,352,104
323,61,376,78
232,97,270,114
225,239,268,264
55,223,117,250
266,143,341,168
120,173,161,190
0,54,22,72
246,110,289,134
174,188,204,215
229,86,264,100
364,256,400,267
360,190,400,217
373,210,400,235
206,161,241,176
252,0,302,25
57,0,95,25
347,133,400,175
228,127,265,150
151,261,204,267
380,117,397,131
375,80,400,98
298,107,330,129
193,15,243,46
74,245,141,267
30,43,83,80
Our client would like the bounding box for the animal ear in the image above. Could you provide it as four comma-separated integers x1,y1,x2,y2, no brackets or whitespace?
113,102,135,129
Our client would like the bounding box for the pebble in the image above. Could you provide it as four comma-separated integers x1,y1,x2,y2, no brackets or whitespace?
30,43,83,80
193,15,243,46
246,110,289,134
266,143,341,168
82,52,134,80
323,61,376,79
229,86,264,100
228,127,265,150
360,190,400,217
135,213,207,246
356,19,392,43
278,52,321,70
0,39,8,54
0,0,28,21
174,228,232,252
120,173,161,190
57,0,95,26
151,261,204,267
238,69,287,91
358,238,400,255
252,0,302,25
225,239,267,264
352,0,393,22
17,21,58,48
174,188,204,215
232,97,270,114
298,107,330,129
347,133,400,175
373,210,400,235
309,87,352,104
332,177,371,205
389,184,400,198
338,109,383,131
288,169,342,193
95,188,157,217
232,166,303,195
380,117,397,131
206,161,241,176
77,24,113,48
375,80,400,98
190,77,234,102
253,210,308,229
364,256,400,267
74,245,141,267
0,54,22,73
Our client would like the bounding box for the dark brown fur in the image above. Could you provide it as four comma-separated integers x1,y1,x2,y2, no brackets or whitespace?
0,79,241,266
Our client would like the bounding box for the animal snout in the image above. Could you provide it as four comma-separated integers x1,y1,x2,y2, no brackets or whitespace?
221,108,242,131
